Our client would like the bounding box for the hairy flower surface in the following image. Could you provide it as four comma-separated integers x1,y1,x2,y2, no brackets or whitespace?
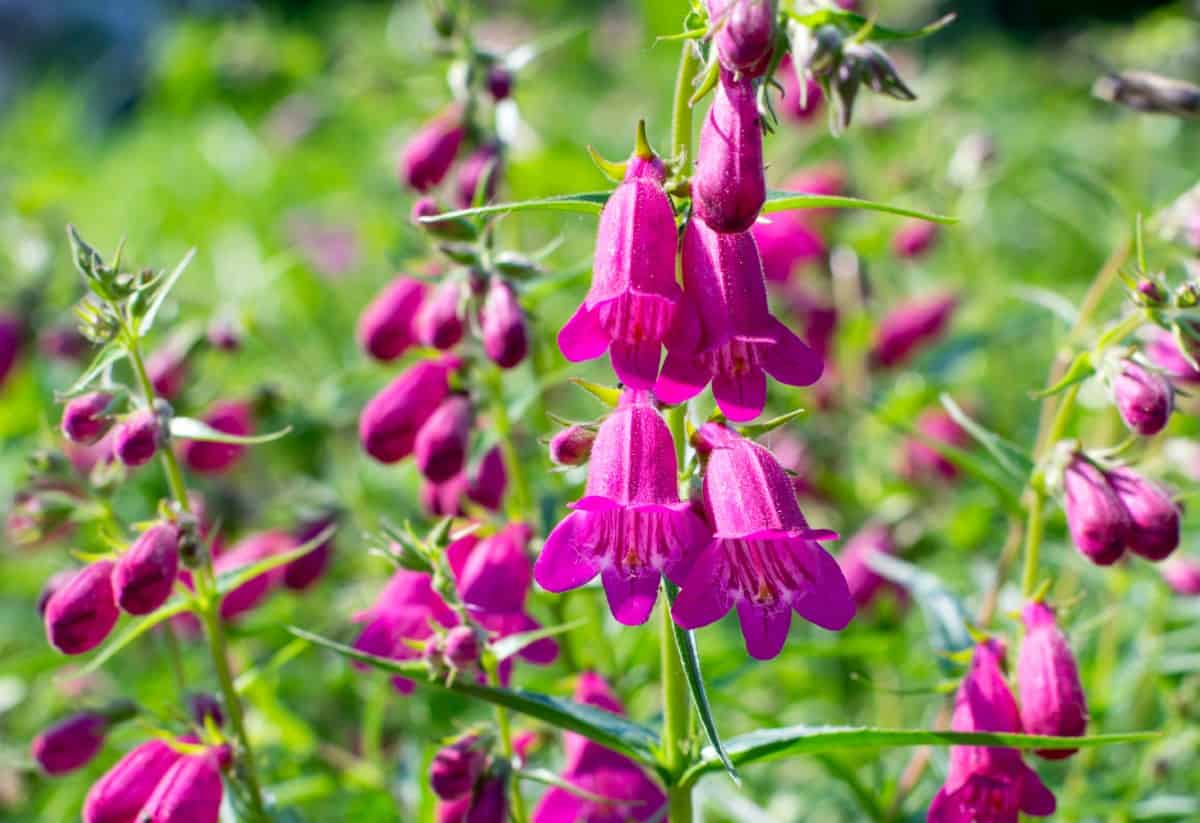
692,71,766,234
1017,602,1087,759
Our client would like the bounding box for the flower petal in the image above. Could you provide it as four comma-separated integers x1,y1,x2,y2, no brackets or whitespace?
737,600,792,660
792,543,856,631
601,568,660,626
531,786,585,823
1018,765,1057,816
535,512,602,592
713,367,767,422
558,304,610,362
655,351,711,406
610,339,662,389
672,543,733,629
661,507,714,586
762,318,823,387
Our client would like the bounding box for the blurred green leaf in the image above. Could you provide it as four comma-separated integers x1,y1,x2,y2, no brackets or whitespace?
763,191,957,224
421,192,611,223
866,554,973,674
785,9,956,42
169,416,292,445
55,341,125,400
938,394,1033,480
137,247,195,337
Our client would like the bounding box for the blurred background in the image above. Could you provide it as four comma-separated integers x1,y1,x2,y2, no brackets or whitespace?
1,1,1199,821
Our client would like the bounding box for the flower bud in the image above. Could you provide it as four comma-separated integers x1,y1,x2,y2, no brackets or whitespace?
145,345,188,401
693,71,766,234
114,409,161,468
0,311,23,387
400,107,465,192
1145,329,1200,384
1062,457,1128,566
45,561,119,654
283,514,336,590
139,750,225,823
423,474,466,517
443,626,482,669
359,356,458,463
1136,279,1166,305
455,144,502,208
83,739,181,823
1107,468,1180,561
891,219,938,259
416,279,467,350
415,394,473,483
1112,360,1173,436
466,446,507,511
38,570,76,617
62,392,114,444
1163,559,1200,596
181,401,252,475
850,42,916,101
549,425,596,466
216,531,295,620
32,711,108,775
480,277,528,369
706,0,776,79
40,324,89,362
189,693,225,728
430,735,488,800
1017,602,1088,759
113,522,181,615
357,276,427,362
869,293,957,369
486,66,513,100
466,774,507,823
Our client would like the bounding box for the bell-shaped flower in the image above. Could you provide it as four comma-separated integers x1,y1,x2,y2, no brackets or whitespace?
352,568,458,693
83,739,181,823
1062,456,1128,566
113,522,180,615
480,277,529,369
1017,602,1087,760
673,427,853,659
138,747,226,823
359,355,459,463
839,524,903,609
357,276,427,362
400,107,465,192
114,409,161,468
655,219,822,421
692,71,766,234
558,147,681,389
415,394,473,483
1145,329,1200,384
62,392,114,445
416,279,466,351
535,390,710,625
705,0,775,79
283,514,337,591
928,640,1056,822
32,711,109,775
455,144,502,208
45,561,119,655
870,293,957,369
215,530,296,620
1111,359,1173,436
1107,467,1180,561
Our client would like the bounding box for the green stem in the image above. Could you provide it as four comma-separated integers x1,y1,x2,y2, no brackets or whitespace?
487,368,533,522
660,597,690,779
1020,490,1045,598
670,40,702,165
488,665,529,823
361,676,390,767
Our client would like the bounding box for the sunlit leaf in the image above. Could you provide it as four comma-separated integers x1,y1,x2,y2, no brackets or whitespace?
491,619,586,662
420,192,611,223
170,416,292,446
55,342,125,400
137,248,196,337
785,9,956,42
763,191,957,224
1031,352,1095,399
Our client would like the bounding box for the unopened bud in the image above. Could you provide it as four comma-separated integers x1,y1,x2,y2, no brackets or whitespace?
549,425,596,466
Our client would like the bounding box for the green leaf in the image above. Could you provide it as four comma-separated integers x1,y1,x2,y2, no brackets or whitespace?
785,9,956,43
736,407,807,439
80,598,193,674
1031,352,1095,399
680,725,1158,786
169,416,292,446
664,581,738,783
865,554,972,674
938,394,1033,480
55,342,126,400
569,378,622,408
763,191,957,224
137,248,196,337
216,524,336,595
490,619,587,662
420,193,611,224
290,628,662,771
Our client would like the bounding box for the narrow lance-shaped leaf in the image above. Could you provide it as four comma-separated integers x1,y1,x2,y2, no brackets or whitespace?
938,394,1033,480
137,248,196,337
170,416,293,446
56,342,126,400
420,192,611,224
1032,351,1095,399
763,191,957,224
490,619,587,663
80,598,194,675
291,628,663,772
785,9,956,42
215,524,336,595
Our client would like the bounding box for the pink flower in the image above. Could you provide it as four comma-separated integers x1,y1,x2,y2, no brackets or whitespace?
558,153,680,389
655,219,822,421
357,276,427,362
532,672,666,823
283,514,337,591
1112,359,1173,436
870,293,957,369
536,390,710,625
0,312,23,386
114,409,161,468
359,355,459,463
145,345,188,401
415,394,473,483
138,748,225,823
1107,467,1180,561
1144,329,1200,384
430,735,488,801
45,561,119,655
1162,558,1200,595
892,219,939,259
215,530,296,620
705,0,775,79
549,425,596,466
416,278,467,351
1062,456,1128,566
113,522,181,615
400,107,465,192
900,408,970,483
32,711,108,775
692,71,766,234
928,640,1056,822
1017,602,1087,760
455,144,502,208
480,277,529,369
181,401,253,475
353,569,457,693
83,739,181,823
486,67,513,101
673,426,853,659
838,524,902,609
466,445,507,511
62,392,114,444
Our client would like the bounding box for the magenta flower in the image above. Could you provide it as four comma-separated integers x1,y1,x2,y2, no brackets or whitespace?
673,427,854,659
139,749,225,823
558,152,680,389
0,312,23,387
181,400,252,475
215,530,296,620
415,394,473,483
431,735,488,801
900,408,970,483
423,473,467,517
357,276,427,362
353,568,457,693
359,355,459,463
1017,602,1087,760
416,279,467,350
189,693,224,728
40,324,89,362
62,392,114,444
32,711,108,775
751,212,826,283
1062,456,1128,566
1163,559,1200,595
928,640,1056,822
705,0,775,79
1107,467,1180,561
455,144,503,208
656,218,822,421
400,107,465,192
535,391,710,625
83,739,181,823
532,672,666,823
549,425,597,466
466,445,507,511
145,345,188,400
481,277,529,369
892,219,939,259
283,514,337,591
692,71,766,234
45,561,119,655
37,570,76,617
839,524,903,609
870,293,957,369
114,409,161,468
113,522,180,615
1144,329,1200,384
1111,359,1173,436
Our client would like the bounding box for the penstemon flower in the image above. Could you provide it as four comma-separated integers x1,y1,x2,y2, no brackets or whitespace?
535,390,710,625
83,739,181,823
180,400,253,475
357,276,427,362
400,106,466,192
32,711,109,775
44,560,120,655
1062,455,1129,566
138,746,228,823
870,293,957,369
692,70,767,234
705,0,776,80
1106,467,1180,561
1017,602,1087,759
359,355,460,463
112,521,181,615
673,424,854,660
353,568,458,694
1110,359,1173,436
